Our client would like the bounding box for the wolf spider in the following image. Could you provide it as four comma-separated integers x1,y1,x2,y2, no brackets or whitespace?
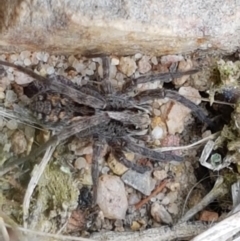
0,57,212,203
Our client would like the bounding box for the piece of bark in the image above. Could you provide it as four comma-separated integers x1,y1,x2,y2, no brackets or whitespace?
0,0,239,55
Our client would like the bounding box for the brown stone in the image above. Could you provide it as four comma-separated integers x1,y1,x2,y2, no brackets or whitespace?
199,210,219,222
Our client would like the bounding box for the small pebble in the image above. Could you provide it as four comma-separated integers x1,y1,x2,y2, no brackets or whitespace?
43,52,50,62
161,101,190,134
85,69,94,76
153,108,161,116
166,191,178,203
108,153,128,175
23,58,32,66
173,59,193,86
5,90,17,103
111,57,120,65
74,157,87,170
161,196,170,205
167,203,179,215
151,126,164,140
151,203,173,224
46,66,55,75
134,53,142,60
128,193,141,205
0,92,5,99
9,54,18,62
122,170,156,196
88,61,96,70
153,170,168,181
118,57,137,77
199,210,219,222
178,86,201,105
20,51,31,60
97,175,128,219
151,56,158,65
138,56,151,74
11,130,27,154
101,166,110,174
131,221,141,231
160,55,184,65
166,182,180,192
6,119,18,130
3,143,11,152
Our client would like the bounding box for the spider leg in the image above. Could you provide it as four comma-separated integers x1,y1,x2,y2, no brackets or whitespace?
122,138,183,162
0,114,110,176
91,139,105,204
100,56,116,95
123,68,199,92
0,60,105,109
133,88,213,127
106,111,150,128
110,143,151,173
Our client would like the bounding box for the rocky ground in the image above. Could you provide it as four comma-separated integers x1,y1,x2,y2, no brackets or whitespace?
0,51,240,241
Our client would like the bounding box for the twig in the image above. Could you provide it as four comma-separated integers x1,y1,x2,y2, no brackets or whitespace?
179,176,228,223
155,132,220,152
135,179,168,210
23,143,57,228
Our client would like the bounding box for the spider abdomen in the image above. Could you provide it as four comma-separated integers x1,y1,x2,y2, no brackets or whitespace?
29,92,75,124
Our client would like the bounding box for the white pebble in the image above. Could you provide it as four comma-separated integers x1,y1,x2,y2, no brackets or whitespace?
85,69,94,76
128,193,141,205
7,72,14,81
24,58,32,66
111,57,120,65
20,51,31,60
161,196,170,205
178,86,201,105
46,66,55,75
3,143,11,152
6,119,18,130
101,166,110,174
110,65,117,79
74,157,87,170
134,53,142,60
73,61,86,73
9,54,18,62
88,61,96,71
36,52,44,61
43,52,50,62
167,203,179,215
0,92,5,99
151,126,164,140
5,90,17,103
151,56,158,65
68,55,76,65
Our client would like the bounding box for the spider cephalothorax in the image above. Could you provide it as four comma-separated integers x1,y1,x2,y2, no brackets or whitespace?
0,57,213,203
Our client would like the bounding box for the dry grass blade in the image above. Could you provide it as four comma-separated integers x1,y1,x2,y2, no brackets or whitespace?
23,143,57,228
155,132,220,152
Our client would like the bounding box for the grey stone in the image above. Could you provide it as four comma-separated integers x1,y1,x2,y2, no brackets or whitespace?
121,170,156,195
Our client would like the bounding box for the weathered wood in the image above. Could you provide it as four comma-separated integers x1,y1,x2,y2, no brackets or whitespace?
0,0,239,55
91,222,209,241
